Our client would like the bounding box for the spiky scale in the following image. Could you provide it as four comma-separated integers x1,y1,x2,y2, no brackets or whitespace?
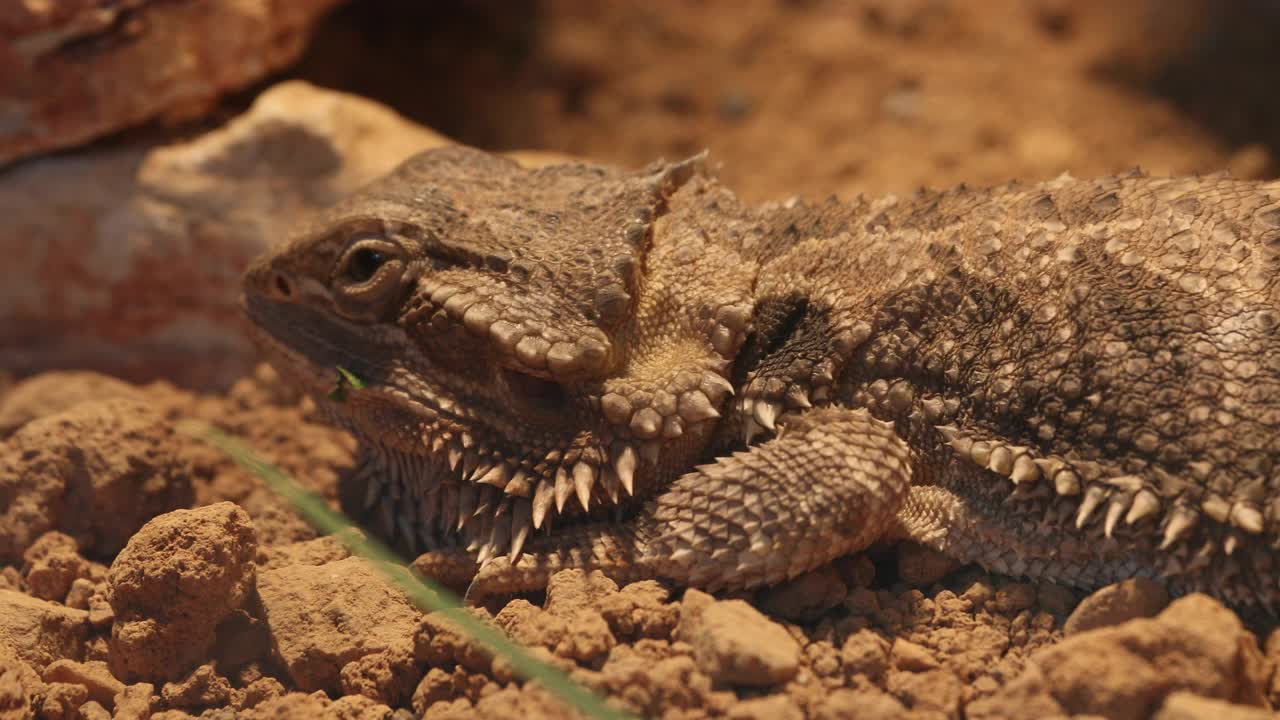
510,500,532,563
532,480,554,530
1076,485,1107,529
573,461,597,512
554,465,574,513
1125,490,1160,525
1230,503,1265,534
1160,508,1199,550
614,444,638,496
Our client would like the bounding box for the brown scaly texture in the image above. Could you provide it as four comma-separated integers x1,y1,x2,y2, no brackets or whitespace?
243,145,1280,612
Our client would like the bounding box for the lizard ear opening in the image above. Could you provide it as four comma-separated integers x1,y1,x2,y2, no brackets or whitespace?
502,366,568,416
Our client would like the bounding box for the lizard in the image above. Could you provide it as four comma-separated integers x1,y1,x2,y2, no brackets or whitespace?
242,144,1280,612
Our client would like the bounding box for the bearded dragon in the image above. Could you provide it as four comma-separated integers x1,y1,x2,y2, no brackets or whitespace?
243,145,1280,611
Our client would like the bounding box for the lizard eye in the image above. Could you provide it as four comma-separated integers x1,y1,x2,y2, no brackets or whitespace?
332,237,406,317
335,238,402,287
344,247,387,283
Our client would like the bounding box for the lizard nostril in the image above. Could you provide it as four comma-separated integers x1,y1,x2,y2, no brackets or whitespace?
271,270,294,300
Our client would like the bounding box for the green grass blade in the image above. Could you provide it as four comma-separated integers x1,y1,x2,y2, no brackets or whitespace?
182,421,632,720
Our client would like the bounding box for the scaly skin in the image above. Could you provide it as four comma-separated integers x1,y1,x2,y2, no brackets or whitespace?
243,146,1280,611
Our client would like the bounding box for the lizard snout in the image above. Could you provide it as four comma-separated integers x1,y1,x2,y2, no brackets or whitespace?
243,257,298,304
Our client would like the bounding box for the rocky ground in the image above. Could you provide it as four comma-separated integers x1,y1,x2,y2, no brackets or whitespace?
1,369,1277,719
4,1,1280,719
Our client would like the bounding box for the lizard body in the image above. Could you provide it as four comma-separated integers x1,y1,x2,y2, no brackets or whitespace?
243,146,1280,611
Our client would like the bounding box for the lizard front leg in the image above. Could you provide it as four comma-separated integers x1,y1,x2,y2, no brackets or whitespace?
412,407,914,603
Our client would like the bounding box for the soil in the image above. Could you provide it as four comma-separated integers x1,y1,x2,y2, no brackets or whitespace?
5,1,1280,719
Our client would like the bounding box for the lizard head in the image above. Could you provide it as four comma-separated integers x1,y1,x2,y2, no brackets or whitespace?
242,145,755,560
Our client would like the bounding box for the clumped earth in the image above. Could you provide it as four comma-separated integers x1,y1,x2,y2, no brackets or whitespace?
5,1,1280,719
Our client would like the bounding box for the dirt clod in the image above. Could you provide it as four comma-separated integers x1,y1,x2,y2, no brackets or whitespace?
0,398,194,563
677,588,801,687
258,557,420,693
41,659,124,709
106,502,257,683
1064,577,1171,636
979,594,1269,720
0,591,88,672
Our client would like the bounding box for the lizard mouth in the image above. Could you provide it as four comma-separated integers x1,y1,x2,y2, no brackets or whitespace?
242,291,650,563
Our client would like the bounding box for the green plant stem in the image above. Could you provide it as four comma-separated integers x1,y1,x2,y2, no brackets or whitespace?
183,421,632,720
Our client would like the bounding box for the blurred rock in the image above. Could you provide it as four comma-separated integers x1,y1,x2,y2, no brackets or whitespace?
0,372,142,438
0,81,450,390
0,639,44,718
0,0,344,166
21,532,96,603
1153,691,1275,720
0,398,193,562
755,565,847,622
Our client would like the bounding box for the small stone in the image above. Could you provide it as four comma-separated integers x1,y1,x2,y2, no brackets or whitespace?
890,638,940,672
991,583,1037,613
985,594,1268,720
0,372,141,438
0,642,42,720
77,699,111,720
726,694,802,720
1064,577,1169,636
40,681,89,720
841,629,890,681
887,667,963,716
41,660,124,709
676,589,799,686
966,663,1067,720
1036,583,1078,617
112,682,155,720
22,532,92,602
0,398,194,564
816,687,907,720
235,677,285,711
64,579,96,611
338,641,419,707
160,664,233,711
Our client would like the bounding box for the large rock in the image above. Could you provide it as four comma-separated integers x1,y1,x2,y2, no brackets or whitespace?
968,594,1269,720
0,81,451,389
107,502,257,682
0,397,193,562
257,556,420,693
0,0,343,166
